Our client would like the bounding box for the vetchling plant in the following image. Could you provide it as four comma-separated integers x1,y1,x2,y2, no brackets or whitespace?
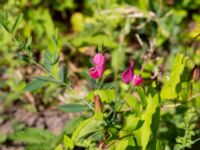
174,108,199,150
1,11,200,150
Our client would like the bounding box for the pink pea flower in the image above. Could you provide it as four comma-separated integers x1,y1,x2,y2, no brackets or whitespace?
89,53,105,79
93,53,105,67
132,75,143,86
122,60,143,86
122,60,134,84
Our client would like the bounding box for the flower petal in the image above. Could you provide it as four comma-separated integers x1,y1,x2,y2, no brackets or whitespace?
89,67,100,79
97,65,105,78
132,75,143,86
122,60,134,84
93,53,105,67
122,68,134,84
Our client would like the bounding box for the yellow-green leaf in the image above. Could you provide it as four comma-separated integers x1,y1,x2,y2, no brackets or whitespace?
161,53,189,100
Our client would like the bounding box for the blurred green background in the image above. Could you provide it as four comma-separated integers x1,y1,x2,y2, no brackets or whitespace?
0,0,200,150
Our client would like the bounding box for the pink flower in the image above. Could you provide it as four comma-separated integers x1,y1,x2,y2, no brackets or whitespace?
122,60,143,86
93,53,105,67
132,75,143,86
89,53,105,79
122,60,134,84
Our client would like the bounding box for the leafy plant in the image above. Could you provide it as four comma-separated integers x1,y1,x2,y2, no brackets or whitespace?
0,1,200,150
174,108,199,150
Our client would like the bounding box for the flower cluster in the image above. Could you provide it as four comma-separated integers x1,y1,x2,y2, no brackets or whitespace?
122,60,143,86
89,53,143,86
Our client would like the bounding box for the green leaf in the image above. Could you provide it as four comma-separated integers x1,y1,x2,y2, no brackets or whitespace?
63,135,74,149
64,116,85,135
161,53,189,100
58,104,89,113
26,143,56,150
0,11,10,33
134,94,160,150
71,116,104,147
102,82,116,89
54,144,63,150
11,13,23,33
137,87,147,107
115,139,129,150
71,12,84,32
24,79,46,91
87,89,115,103
58,65,68,83
34,76,61,84
146,106,160,150
125,94,142,117
124,116,144,131
9,128,56,144
42,9,55,38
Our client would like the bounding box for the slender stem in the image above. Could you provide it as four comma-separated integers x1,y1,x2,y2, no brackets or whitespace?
80,98,94,111
188,93,200,101
161,92,200,110
98,78,104,89
106,133,135,148
161,103,181,109
178,137,200,150
31,60,94,111
31,61,56,79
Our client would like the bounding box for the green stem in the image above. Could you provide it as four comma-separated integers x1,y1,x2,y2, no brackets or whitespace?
106,133,136,148
80,98,94,111
31,60,94,111
31,61,56,79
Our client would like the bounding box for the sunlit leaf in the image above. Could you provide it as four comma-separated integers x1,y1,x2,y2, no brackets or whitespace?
54,144,63,150
71,116,104,147
124,116,144,131
161,53,189,100
87,89,115,103
134,94,160,150
63,135,74,149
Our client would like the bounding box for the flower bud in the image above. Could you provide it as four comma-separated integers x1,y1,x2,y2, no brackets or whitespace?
94,95,103,112
193,65,200,82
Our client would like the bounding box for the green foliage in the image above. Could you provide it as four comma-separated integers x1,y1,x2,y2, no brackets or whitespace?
24,79,46,92
0,0,200,150
71,115,104,147
63,135,74,149
9,128,57,150
58,104,89,113
87,89,115,103
137,87,147,107
135,94,160,150
11,13,23,34
174,108,199,150
161,53,189,100
123,116,144,131
58,65,68,84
